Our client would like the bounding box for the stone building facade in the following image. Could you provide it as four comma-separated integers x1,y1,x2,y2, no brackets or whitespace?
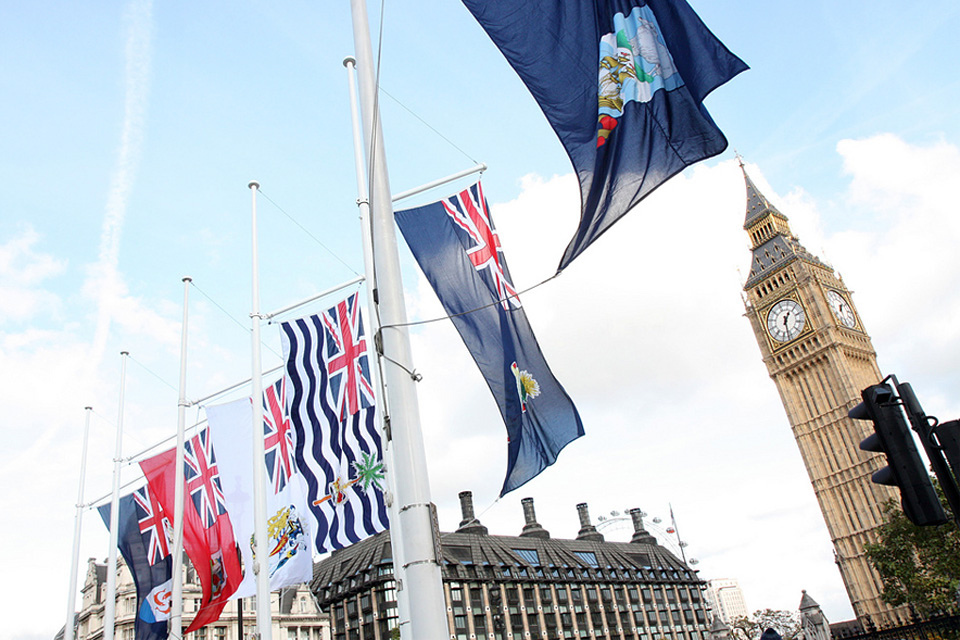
64,556,329,640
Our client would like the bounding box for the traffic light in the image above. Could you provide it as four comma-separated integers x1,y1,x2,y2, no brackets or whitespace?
849,383,947,526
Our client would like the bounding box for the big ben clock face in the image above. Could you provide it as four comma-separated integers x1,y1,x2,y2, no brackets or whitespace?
826,289,857,328
766,299,806,342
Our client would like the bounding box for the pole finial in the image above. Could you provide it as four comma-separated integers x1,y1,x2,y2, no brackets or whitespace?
182,276,193,283
248,180,260,190
120,350,129,356
343,55,357,68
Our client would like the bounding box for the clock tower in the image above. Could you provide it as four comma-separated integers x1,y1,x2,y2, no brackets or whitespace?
739,163,909,627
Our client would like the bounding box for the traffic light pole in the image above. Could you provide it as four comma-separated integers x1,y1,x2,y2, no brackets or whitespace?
893,378,960,528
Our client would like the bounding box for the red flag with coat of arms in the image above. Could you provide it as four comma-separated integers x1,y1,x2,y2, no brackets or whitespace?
139,428,244,633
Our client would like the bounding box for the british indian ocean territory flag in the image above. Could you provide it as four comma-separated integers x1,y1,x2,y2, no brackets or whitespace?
280,292,390,553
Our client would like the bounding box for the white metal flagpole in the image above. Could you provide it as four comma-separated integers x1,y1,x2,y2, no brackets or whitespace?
105,351,130,640
347,1,449,637
248,180,273,640
170,277,192,639
64,406,93,640
342,54,411,639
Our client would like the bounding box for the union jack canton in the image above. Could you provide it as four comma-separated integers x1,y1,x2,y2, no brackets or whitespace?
441,182,520,310
132,484,172,565
321,292,376,421
184,428,228,528
263,377,296,493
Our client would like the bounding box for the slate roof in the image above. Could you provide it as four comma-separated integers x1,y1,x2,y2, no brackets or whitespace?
311,527,700,609
743,170,787,229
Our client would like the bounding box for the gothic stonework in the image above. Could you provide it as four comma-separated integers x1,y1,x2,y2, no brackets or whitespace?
739,164,909,628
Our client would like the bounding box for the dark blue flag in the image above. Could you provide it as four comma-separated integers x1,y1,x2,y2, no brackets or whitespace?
396,182,584,496
461,0,748,270
99,487,173,640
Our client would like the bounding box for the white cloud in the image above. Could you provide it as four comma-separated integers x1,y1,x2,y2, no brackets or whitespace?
0,227,67,322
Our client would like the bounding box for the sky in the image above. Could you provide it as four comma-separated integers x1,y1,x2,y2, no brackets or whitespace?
3,1,960,639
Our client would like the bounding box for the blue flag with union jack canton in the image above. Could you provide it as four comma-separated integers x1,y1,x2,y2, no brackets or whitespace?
99,488,172,640
396,181,584,496
461,0,747,270
280,292,389,553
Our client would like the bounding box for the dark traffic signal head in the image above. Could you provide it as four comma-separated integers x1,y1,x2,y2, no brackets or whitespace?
850,383,947,526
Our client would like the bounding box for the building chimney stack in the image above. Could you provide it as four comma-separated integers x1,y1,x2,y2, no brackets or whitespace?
456,491,488,535
575,502,604,542
629,508,657,545
519,497,550,539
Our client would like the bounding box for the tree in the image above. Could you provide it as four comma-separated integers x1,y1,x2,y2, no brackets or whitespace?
729,609,800,640
863,486,960,619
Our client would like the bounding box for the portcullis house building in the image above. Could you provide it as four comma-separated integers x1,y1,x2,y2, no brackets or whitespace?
311,493,710,640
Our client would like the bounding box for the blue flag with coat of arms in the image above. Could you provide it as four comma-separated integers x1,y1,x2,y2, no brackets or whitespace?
460,0,748,271
395,181,584,496
98,488,172,640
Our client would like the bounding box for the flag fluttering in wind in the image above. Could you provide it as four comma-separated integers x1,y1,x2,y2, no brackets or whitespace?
139,430,243,633
396,182,584,496
461,0,748,270
204,378,313,599
279,293,389,553
98,487,172,640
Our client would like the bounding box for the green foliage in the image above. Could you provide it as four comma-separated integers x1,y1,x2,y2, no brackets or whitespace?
864,490,960,619
389,627,401,640
729,609,800,640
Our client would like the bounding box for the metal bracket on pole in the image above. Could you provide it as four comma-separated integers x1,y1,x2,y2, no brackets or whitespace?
392,163,487,204
263,274,366,321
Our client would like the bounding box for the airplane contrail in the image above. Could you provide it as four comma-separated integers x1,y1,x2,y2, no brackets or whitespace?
90,0,154,364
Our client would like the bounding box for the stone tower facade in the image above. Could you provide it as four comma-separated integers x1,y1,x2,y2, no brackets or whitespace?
739,164,908,627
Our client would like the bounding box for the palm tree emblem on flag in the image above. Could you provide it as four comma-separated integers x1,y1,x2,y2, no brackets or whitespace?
511,362,541,413
312,452,385,506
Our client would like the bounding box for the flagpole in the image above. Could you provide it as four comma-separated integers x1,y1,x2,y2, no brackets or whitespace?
347,2,449,637
669,504,687,564
105,351,129,640
171,277,191,639
64,406,93,640
248,180,273,640
343,54,411,638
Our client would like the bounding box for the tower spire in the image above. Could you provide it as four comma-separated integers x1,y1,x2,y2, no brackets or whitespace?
740,161,787,230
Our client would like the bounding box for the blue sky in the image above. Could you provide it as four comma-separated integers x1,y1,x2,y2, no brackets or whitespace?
3,2,960,639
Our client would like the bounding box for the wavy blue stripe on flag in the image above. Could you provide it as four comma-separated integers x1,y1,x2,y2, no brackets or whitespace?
396,181,584,496
461,0,748,270
279,294,389,553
